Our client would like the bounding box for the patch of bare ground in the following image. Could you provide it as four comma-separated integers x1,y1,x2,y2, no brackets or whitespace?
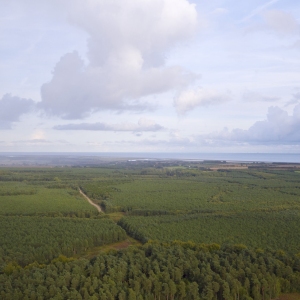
81,237,141,259
276,294,300,300
107,212,125,222
79,188,102,213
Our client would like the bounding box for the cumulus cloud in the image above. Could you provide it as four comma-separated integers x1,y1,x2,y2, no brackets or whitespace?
174,88,231,115
0,94,35,129
39,0,198,119
132,104,300,148
209,104,300,145
263,10,299,35
53,118,164,132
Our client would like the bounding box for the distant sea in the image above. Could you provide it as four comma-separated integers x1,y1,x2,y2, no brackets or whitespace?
2,152,299,163
94,152,300,163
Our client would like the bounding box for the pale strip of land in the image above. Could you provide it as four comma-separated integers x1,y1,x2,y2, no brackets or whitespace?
79,189,102,213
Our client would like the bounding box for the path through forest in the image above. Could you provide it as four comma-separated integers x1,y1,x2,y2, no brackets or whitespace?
79,189,102,213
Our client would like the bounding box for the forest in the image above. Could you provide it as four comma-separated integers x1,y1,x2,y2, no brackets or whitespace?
0,160,300,299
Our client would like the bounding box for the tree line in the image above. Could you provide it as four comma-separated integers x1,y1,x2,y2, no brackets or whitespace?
1,241,299,299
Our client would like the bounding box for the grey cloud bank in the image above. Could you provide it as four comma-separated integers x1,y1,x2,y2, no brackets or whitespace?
208,105,300,145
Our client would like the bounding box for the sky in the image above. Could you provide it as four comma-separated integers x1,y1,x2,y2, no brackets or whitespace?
0,0,300,153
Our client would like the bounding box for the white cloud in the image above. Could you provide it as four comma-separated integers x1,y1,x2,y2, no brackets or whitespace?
208,104,300,145
0,94,35,129
53,118,163,132
39,0,198,119
174,88,231,115
263,10,299,35
97,103,300,149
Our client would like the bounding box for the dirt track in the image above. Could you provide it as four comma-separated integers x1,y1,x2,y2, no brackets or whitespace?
79,189,102,213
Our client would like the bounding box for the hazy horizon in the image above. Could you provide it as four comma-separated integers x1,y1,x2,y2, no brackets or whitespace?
0,152,300,164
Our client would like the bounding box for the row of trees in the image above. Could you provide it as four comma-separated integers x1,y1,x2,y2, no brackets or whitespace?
1,241,299,299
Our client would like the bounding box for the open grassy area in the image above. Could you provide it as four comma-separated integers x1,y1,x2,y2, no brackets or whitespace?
80,237,142,259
